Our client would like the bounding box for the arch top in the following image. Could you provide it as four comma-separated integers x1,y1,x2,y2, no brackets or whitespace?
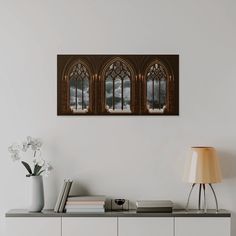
101,56,135,80
145,59,172,81
64,59,92,80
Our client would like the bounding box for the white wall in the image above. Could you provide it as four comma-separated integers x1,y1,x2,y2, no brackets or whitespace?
0,0,236,235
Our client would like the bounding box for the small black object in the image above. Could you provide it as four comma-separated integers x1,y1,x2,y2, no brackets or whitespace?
111,199,129,211
115,199,125,206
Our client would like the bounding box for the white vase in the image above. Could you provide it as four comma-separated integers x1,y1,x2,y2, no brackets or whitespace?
28,176,44,212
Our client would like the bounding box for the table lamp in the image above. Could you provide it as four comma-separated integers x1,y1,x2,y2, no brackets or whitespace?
183,147,222,212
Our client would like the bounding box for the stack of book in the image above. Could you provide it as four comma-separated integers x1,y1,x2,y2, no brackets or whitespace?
136,200,173,213
54,179,73,213
65,196,106,213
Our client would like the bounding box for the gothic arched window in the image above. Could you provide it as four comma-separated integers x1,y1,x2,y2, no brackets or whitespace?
58,55,178,115
69,62,90,113
104,59,132,113
146,62,168,113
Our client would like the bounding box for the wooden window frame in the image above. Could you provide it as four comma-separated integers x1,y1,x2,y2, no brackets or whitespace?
143,59,172,114
100,57,135,114
63,59,94,114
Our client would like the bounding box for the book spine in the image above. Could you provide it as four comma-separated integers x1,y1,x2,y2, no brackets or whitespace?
65,205,105,209
136,207,172,213
59,181,72,213
54,180,67,212
67,196,106,201
66,201,105,205
66,208,105,213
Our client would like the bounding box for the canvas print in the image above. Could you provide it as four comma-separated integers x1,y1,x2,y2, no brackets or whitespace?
57,55,179,115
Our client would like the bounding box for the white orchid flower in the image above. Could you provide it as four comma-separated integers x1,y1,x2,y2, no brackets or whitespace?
37,159,45,167
26,136,33,144
45,162,53,171
31,138,42,151
44,162,53,177
21,142,29,152
11,152,21,161
8,143,21,154
9,136,52,177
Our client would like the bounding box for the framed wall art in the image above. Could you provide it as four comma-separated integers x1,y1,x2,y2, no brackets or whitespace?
57,55,179,116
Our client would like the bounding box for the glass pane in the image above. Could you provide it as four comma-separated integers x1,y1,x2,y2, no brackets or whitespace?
147,78,153,109
70,78,76,110
123,76,131,111
77,79,82,110
153,79,159,109
105,59,132,112
146,62,168,111
69,63,90,112
114,78,122,110
106,76,113,109
160,79,166,108
83,78,89,109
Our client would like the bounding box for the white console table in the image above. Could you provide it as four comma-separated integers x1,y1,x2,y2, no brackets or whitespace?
6,209,231,236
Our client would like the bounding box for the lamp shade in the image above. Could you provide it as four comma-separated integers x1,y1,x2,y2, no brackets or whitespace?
183,147,222,184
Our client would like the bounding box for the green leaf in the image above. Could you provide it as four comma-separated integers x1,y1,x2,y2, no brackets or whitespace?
33,164,42,176
37,170,45,176
21,161,32,175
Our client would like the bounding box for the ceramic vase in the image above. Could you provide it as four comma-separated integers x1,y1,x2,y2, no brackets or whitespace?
29,176,44,212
